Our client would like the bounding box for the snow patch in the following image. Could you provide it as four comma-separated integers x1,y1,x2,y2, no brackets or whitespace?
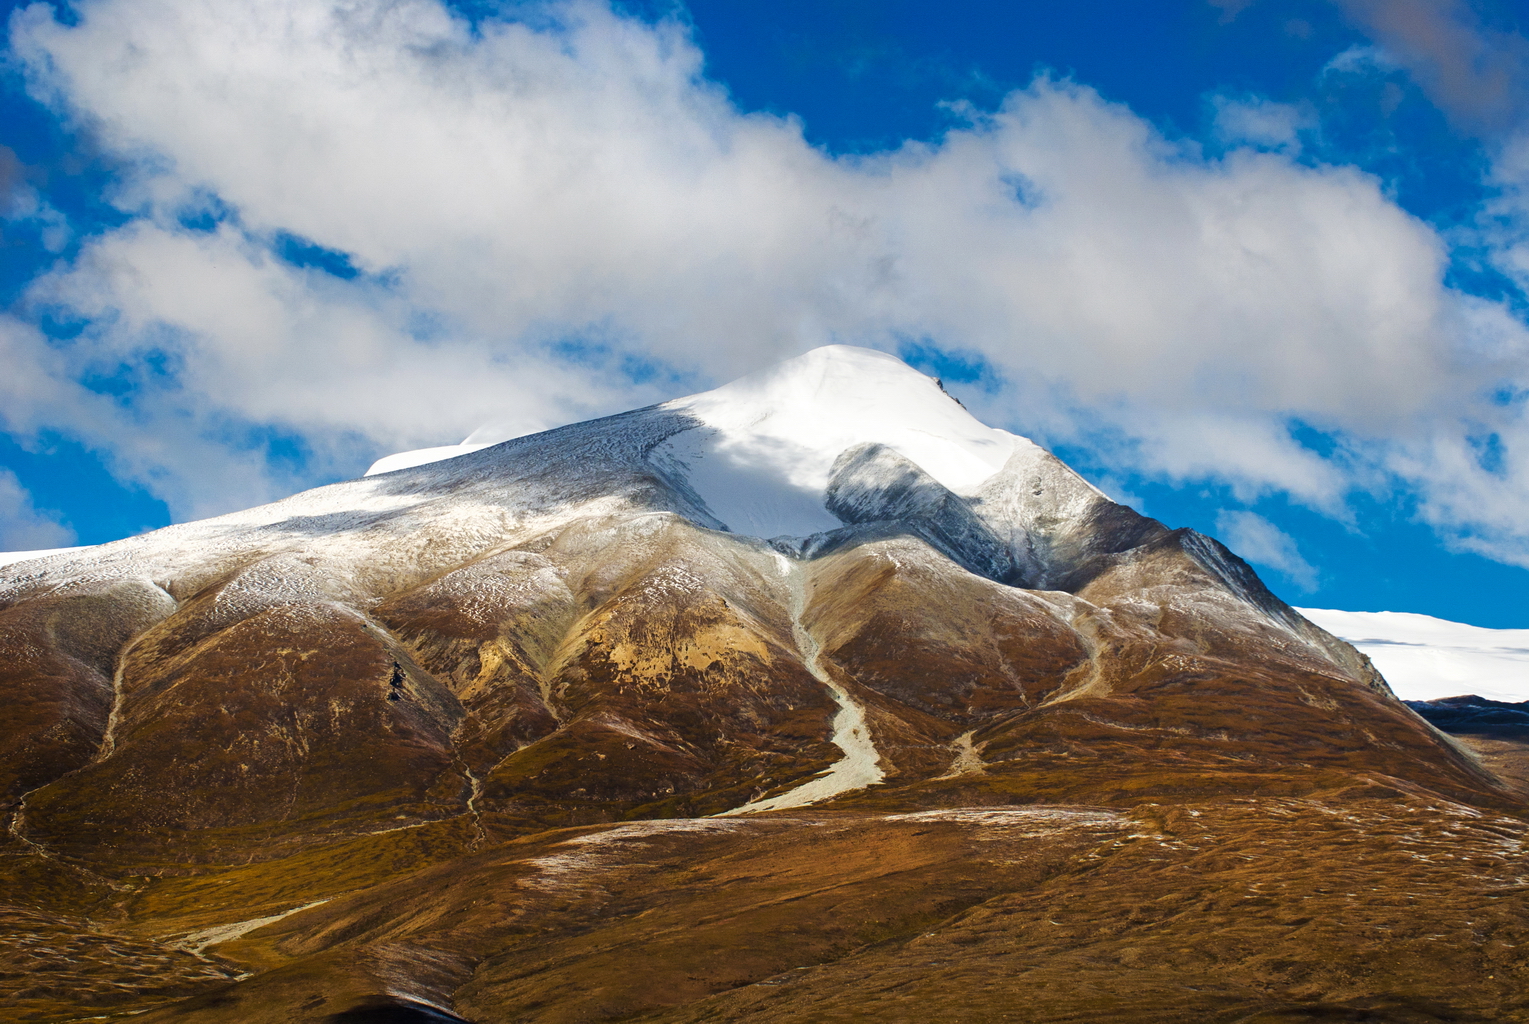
937,730,986,778
365,443,493,476
361,346,1024,540
525,819,748,890
1299,608,1529,702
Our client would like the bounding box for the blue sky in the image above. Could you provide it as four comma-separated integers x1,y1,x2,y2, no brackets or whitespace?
2,0,1529,626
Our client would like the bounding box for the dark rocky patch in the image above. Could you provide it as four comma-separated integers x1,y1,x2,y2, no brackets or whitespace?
1407,695,1529,738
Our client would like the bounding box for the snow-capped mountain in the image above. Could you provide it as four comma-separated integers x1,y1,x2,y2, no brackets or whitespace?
0,344,1497,826
0,346,1521,1023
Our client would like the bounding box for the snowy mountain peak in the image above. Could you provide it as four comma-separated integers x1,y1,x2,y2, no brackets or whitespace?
655,345,1029,538
368,345,1040,540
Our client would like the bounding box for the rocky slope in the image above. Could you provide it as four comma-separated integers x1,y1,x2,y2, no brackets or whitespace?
0,346,1522,1023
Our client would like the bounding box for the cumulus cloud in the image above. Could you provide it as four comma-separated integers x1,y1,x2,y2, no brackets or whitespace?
0,468,75,551
1215,509,1320,592
4,0,1529,564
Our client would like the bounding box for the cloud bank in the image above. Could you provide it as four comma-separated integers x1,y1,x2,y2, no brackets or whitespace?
5,0,1529,565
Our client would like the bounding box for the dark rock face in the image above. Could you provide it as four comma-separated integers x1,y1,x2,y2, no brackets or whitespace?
824,442,1019,583
0,392,1522,1022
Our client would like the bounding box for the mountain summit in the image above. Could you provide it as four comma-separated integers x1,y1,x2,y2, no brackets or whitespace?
373,345,1058,543
0,347,1521,1022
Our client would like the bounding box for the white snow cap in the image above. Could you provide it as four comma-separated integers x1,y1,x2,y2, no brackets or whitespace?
1299,608,1529,703
368,345,1030,539
657,345,1024,537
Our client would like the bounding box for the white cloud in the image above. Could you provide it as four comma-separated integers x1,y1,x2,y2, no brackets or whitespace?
1214,510,1319,592
0,468,75,551
4,0,1529,564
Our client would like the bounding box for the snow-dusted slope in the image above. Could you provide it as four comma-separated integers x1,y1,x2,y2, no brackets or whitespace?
0,547,90,568
1299,608,1529,703
21,348,1518,716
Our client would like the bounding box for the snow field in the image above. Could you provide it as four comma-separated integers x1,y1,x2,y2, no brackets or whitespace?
1299,608,1529,703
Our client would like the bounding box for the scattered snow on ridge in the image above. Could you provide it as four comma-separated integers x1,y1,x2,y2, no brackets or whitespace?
1299,608,1529,703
